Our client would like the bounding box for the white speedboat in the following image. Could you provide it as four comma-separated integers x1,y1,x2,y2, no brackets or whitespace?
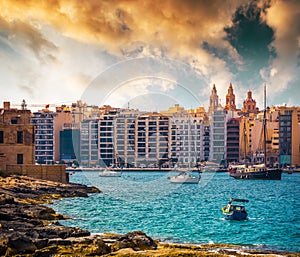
168,171,200,184
99,169,122,177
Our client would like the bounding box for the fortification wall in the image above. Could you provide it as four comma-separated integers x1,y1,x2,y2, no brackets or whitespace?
6,164,69,183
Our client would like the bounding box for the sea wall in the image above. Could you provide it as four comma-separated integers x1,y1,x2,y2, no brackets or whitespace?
5,164,68,183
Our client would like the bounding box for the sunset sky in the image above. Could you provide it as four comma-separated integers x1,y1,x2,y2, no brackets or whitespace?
0,0,299,111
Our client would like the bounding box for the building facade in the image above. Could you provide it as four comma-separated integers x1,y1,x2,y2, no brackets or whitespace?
226,118,240,163
114,109,140,168
99,109,118,167
31,108,72,164
135,113,170,168
80,119,99,167
0,101,35,169
210,110,227,163
170,112,204,168
60,124,80,165
278,106,300,166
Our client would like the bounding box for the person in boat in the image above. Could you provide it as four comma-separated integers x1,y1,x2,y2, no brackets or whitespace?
226,203,232,212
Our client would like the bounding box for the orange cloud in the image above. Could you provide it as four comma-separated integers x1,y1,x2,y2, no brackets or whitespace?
1,0,242,60
260,0,300,94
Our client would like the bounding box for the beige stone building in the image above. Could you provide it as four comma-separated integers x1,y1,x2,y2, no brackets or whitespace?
0,101,68,183
0,101,35,170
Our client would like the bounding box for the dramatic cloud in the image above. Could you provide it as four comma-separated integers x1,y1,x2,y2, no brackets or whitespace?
0,0,243,81
0,0,298,108
260,0,300,99
0,15,57,61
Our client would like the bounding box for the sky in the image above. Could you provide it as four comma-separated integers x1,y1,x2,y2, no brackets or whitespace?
0,0,299,112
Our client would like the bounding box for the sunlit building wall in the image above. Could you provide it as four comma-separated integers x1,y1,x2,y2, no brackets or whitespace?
135,113,170,168
209,110,227,163
31,107,72,164
80,119,99,167
170,112,204,168
0,102,35,167
114,109,139,168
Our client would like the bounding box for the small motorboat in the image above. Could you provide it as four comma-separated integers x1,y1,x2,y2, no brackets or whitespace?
282,166,294,174
168,171,200,184
222,198,249,220
99,168,122,177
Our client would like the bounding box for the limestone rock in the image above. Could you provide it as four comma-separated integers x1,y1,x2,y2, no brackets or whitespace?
112,230,157,251
7,235,37,254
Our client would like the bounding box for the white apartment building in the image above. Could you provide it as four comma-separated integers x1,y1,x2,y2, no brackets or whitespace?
209,110,227,163
80,119,99,167
99,109,118,167
114,109,139,168
135,113,170,168
170,112,204,168
78,108,210,168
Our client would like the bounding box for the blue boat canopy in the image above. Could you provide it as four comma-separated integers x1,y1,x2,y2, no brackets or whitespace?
229,198,249,203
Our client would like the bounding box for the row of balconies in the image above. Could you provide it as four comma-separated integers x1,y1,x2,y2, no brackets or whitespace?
36,152,54,156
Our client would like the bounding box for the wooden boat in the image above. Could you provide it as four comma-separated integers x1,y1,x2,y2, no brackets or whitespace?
229,85,282,180
222,198,248,220
229,164,282,180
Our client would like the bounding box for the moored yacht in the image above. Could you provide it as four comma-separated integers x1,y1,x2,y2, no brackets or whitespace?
229,85,282,180
168,171,200,184
229,164,282,180
99,168,122,177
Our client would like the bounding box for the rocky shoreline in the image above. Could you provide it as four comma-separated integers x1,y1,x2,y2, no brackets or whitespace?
0,175,298,256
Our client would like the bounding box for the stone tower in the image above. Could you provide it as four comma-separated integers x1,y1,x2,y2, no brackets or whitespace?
242,90,258,114
208,84,219,114
224,83,236,111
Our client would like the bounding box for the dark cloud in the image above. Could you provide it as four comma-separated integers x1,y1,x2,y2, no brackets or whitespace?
1,0,242,57
225,1,275,69
0,0,299,106
0,15,58,62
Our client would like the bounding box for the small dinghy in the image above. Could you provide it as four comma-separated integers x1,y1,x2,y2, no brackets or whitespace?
222,198,249,220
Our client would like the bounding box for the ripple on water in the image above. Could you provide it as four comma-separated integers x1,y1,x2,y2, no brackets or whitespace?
53,171,300,252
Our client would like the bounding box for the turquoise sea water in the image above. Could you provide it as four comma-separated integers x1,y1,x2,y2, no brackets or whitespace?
51,171,300,252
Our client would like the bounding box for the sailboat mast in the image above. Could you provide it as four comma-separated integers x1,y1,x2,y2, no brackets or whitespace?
263,84,267,167
243,117,247,162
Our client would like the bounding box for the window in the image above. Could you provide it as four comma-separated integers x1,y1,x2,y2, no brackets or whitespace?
17,131,23,144
17,154,23,164
0,131,3,143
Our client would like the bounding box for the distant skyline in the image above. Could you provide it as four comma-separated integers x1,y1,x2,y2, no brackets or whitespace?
0,0,299,112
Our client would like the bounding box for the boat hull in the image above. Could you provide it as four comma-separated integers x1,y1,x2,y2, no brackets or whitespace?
168,172,200,184
223,210,248,220
230,168,282,180
99,171,122,177
168,177,200,184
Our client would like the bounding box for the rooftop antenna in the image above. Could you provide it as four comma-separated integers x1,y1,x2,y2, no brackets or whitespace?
21,99,27,125
21,99,27,111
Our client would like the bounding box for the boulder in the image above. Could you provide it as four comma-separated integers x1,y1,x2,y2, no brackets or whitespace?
0,237,8,256
7,235,37,253
112,231,157,251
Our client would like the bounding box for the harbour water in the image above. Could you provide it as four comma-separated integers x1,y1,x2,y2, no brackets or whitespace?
51,171,300,252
